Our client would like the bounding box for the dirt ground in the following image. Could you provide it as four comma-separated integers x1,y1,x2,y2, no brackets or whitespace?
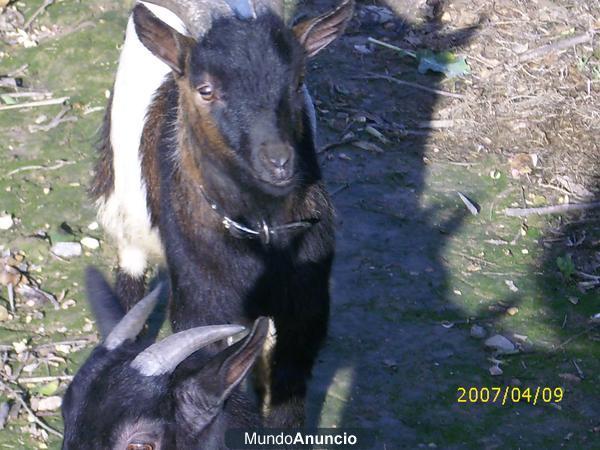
0,0,599,449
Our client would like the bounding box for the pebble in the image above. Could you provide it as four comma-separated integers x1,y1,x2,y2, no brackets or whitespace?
507,306,519,316
489,365,503,376
80,237,100,250
470,324,487,339
0,213,14,230
51,242,82,258
485,334,517,354
31,396,62,412
0,305,9,322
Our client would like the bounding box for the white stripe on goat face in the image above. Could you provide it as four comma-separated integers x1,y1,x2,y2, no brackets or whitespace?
99,2,187,276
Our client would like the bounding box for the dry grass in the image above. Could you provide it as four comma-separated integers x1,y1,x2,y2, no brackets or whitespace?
416,0,599,193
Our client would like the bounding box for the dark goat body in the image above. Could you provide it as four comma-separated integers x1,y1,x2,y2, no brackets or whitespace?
93,0,353,427
62,268,267,449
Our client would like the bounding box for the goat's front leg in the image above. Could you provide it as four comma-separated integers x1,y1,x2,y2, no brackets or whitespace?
267,296,329,428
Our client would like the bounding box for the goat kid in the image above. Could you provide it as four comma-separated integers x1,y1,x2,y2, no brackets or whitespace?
62,267,269,449
93,0,354,427
92,0,302,304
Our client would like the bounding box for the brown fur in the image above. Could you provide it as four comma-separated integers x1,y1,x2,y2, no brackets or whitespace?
90,92,115,201
140,81,172,227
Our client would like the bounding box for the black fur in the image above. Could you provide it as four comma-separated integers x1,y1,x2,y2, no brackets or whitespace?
115,269,146,311
127,2,353,426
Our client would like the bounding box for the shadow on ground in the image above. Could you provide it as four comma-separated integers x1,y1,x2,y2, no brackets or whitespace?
300,1,600,448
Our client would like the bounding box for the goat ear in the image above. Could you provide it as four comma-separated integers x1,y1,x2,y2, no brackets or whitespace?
84,266,125,338
173,318,270,416
133,4,193,76
293,0,354,58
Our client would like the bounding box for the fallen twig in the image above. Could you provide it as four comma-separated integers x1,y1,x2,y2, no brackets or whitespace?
7,283,15,314
6,92,52,99
6,64,29,78
367,37,416,58
0,96,69,112
6,159,75,177
359,74,466,99
29,106,77,133
576,271,600,281
34,336,97,350
518,31,595,63
0,381,63,438
417,119,454,129
553,325,597,352
504,201,600,217
451,251,501,268
331,183,350,197
17,375,74,384
24,0,55,30
317,138,357,154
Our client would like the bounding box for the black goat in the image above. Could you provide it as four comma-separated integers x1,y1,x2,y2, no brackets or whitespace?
61,267,269,449
93,0,353,426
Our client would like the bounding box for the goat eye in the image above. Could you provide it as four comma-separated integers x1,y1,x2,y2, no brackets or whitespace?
126,444,154,450
197,84,214,101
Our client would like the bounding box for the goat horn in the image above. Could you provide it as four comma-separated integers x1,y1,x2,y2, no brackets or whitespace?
104,283,164,351
130,324,246,376
139,0,235,37
139,0,284,37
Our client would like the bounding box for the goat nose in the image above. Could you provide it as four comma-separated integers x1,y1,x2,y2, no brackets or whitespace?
269,155,289,169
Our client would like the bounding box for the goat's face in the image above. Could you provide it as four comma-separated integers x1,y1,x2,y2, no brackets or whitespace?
133,1,354,196
61,268,268,450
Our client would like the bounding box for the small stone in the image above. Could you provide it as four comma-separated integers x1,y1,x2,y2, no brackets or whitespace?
504,280,518,292
54,344,71,355
0,305,9,322
507,307,519,316
382,359,398,371
31,396,62,412
34,114,47,124
568,297,579,305
80,237,100,250
558,373,581,383
470,324,487,339
61,299,76,309
0,213,14,230
485,334,517,354
87,221,99,231
82,322,93,332
12,340,27,354
489,365,503,376
51,242,82,258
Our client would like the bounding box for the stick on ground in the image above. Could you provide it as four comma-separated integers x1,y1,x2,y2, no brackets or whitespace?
0,381,63,438
518,31,595,63
359,74,466,99
504,201,600,217
0,96,69,112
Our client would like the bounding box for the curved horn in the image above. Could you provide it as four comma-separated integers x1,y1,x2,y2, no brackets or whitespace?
131,324,246,376
104,283,164,351
140,0,285,37
140,0,234,37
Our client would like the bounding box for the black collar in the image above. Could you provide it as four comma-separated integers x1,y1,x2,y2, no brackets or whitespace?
198,185,320,245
